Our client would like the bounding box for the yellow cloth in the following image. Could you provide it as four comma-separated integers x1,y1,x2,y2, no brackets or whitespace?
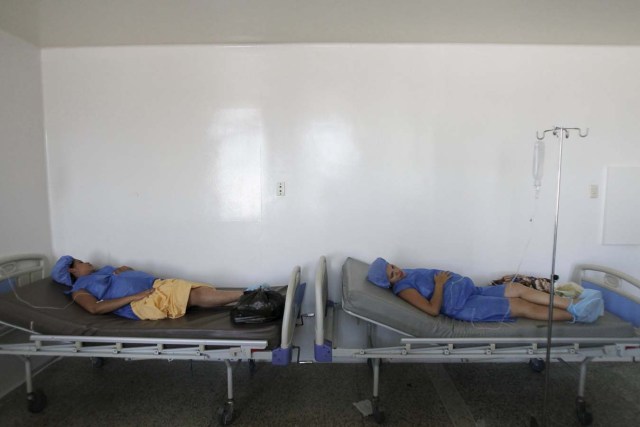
130,279,213,320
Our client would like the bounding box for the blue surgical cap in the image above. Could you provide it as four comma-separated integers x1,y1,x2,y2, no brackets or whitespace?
51,255,74,286
367,257,390,289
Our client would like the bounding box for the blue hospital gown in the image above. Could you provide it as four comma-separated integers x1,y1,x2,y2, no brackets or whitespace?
391,269,513,322
66,266,156,319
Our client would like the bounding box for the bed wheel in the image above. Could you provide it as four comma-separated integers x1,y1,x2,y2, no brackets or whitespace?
27,389,47,413
90,357,105,368
217,401,234,425
248,359,257,377
372,399,385,424
575,397,593,426
528,358,545,373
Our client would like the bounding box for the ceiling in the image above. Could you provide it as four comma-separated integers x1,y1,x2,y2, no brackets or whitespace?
1,0,640,48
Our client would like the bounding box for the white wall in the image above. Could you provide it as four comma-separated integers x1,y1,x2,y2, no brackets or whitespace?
0,28,52,261
0,27,52,399
41,44,640,304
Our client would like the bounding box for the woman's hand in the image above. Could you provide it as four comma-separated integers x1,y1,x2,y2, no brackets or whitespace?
131,288,154,302
434,271,451,287
113,266,133,275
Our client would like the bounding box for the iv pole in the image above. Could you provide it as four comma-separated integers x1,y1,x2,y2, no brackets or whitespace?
535,125,589,426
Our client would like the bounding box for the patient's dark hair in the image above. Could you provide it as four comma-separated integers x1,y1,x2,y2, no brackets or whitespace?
69,259,78,282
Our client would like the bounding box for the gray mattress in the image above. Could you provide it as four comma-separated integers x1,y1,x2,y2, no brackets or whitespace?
342,257,637,339
0,278,283,349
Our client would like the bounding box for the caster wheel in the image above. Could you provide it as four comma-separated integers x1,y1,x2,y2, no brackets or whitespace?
373,407,386,424
27,389,47,413
91,357,105,368
576,398,593,426
217,402,234,426
372,398,385,424
248,360,257,377
529,358,545,373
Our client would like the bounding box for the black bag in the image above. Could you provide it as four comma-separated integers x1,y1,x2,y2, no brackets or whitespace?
231,288,286,324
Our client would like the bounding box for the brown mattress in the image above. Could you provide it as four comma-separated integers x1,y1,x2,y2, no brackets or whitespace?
0,278,283,349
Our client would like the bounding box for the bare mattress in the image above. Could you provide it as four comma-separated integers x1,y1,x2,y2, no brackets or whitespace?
342,257,637,339
0,278,283,349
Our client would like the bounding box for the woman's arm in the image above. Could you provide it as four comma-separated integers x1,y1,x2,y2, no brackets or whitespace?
113,266,133,274
397,271,451,316
72,289,153,315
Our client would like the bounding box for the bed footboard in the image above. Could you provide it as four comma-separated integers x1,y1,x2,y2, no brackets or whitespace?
271,265,305,365
314,256,334,362
572,264,640,327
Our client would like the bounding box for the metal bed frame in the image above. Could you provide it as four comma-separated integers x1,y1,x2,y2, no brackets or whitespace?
313,256,640,425
0,254,306,426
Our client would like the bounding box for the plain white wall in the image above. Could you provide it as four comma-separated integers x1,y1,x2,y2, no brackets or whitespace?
0,27,52,399
41,44,640,306
0,28,52,261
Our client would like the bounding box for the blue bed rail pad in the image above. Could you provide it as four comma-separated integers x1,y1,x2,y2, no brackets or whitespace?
271,347,292,366
314,340,333,362
271,282,307,365
0,279,14,294
584,281,640,327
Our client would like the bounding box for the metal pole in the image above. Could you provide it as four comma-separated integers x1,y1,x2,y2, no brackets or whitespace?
24,356,33,394
542,127,565,425
225,360,233,400
372,358,380,398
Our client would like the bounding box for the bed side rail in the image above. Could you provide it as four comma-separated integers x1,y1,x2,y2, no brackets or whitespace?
271,265,304,365
572,264,640,326
0,254,46,287
0,335,269,361
327,335,640,362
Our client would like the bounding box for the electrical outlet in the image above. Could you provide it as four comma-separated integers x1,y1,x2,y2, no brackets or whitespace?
277,182,285,196
589,184,599,199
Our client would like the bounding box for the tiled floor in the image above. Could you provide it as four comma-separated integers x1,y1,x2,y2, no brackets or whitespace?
0,357,638,426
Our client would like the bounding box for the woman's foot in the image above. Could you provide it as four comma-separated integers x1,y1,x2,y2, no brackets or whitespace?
567,297,604,323
578,289,605,316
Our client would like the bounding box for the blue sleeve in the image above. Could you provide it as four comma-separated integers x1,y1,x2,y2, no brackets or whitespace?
393,281,414,295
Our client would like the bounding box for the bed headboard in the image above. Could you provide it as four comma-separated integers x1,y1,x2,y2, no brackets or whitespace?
0,254,46,288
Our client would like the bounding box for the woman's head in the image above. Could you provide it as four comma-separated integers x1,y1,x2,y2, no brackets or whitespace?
51,255,95,286
367,257,405,288
69,259,95,278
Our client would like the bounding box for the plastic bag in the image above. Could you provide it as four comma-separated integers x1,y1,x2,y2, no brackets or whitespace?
231,288,285,324
555,281,584,298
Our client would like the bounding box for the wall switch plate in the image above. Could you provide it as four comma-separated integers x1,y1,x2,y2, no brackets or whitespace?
589,184,599,199
277,182,285,196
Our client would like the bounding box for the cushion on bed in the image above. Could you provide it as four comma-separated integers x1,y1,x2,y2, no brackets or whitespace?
342,257,637,339
0,278,284,349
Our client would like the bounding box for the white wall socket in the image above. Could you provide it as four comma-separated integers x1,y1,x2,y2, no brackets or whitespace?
277,182,285,196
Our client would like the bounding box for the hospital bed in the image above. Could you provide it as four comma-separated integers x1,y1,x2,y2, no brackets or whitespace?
0,254,306,426
314,256,640,425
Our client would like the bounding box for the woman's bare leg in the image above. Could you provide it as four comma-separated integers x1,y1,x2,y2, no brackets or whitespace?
508,298,573,321
504,283,572,309
188,287,243,308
